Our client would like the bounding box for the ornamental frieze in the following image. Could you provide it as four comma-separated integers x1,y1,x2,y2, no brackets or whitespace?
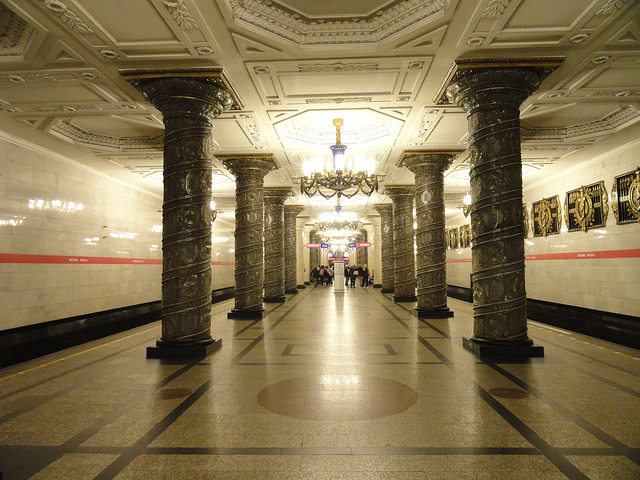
531,196,562,237
611,168,640,224
564,182,609,232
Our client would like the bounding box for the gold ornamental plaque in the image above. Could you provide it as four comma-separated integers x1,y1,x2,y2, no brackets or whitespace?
449,227,459,249
459,224,471,248
611,168,640,224
531,196,561,237
564,182,608,232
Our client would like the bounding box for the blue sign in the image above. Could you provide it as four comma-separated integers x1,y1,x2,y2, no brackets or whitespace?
320,243,329,248
348,243,356,248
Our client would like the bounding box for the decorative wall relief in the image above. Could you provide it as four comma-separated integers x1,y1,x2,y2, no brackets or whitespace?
564,181,608,232
611,168,640,224
531,196,562,237
448,227,459,249
459,224,471,248
523,203,530,238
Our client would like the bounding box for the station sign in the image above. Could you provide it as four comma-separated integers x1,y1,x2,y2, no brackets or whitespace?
348,242,371,248
306,243,329,248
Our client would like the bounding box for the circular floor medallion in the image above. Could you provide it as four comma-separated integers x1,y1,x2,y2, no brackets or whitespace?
488,387,530,399
257,375,417,421
156,388,192,399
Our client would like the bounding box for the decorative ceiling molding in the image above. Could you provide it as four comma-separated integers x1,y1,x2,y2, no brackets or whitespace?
51,120,164,150
160,0,198,30
457,0,636,49
231,32,283,56
247,56,433,106
0,3,37,60
226,0,447,46
42,0,94,35
522,105,640,140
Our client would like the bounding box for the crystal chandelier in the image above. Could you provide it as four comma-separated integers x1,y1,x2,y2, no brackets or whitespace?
317,209,359,232
299,119,379,200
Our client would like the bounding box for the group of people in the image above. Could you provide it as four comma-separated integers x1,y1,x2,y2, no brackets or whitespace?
310,265,334,286
345,264,371,288
310,264,372,288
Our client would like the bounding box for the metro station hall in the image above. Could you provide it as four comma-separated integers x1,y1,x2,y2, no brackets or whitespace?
0,1,639,479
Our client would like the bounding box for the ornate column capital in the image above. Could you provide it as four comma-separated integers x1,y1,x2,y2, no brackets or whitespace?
399,149,465,175
432,57,563,106
374,203,393,216
122,67,244,117
218,154,279,179
285,204,305,217
264,187,295,201
383,185,415,198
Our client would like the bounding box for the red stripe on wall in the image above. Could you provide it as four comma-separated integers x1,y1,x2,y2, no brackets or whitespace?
524,249,640,261
447,248,640,263
0,253,236,266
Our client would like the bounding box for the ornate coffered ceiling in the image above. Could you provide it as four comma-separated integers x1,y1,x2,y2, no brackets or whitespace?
0,0,638,222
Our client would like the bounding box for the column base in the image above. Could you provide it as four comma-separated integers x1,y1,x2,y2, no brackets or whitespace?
146,338,222,359
228,308,265,320
463,336,544,359
393,294,417,302
373,284,382,289
297,284,306,290
415,307,454,319
264,295,286,303
285,288,298,295
382,288,394,294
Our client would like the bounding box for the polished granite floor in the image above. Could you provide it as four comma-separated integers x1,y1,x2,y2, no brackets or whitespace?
0,286,638,479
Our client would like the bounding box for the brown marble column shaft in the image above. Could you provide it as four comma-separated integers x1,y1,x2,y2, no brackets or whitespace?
444,58,561,357
400,150,464,318
122,68,243,357
357,229,369,267
264,188,292,302
374,204,394,293
384,187,417,302
309,230,319,271
284,205,304,294
219,155,278,319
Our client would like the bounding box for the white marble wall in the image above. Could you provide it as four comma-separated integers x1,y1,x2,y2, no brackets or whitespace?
0,137,235,331
446,140,640,317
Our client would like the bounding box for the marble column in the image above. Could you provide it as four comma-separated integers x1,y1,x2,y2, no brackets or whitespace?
355,229,368,267
219,154,278,319
367,216,382,288
302,224,313,284
122,68,242,358
385,187,417,302
374,204,394,293
443,58,561,357
284,205,304,295
296,218,310,288
400,150,464,318
263,188,292,302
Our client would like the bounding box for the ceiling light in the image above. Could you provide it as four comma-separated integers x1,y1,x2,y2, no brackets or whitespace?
299,118,379,201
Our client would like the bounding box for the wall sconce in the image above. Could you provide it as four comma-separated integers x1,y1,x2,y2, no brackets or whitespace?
462,193,471,217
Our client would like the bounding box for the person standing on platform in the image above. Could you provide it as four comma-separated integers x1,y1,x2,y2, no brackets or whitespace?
350,265,358,288
361,264,369,288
